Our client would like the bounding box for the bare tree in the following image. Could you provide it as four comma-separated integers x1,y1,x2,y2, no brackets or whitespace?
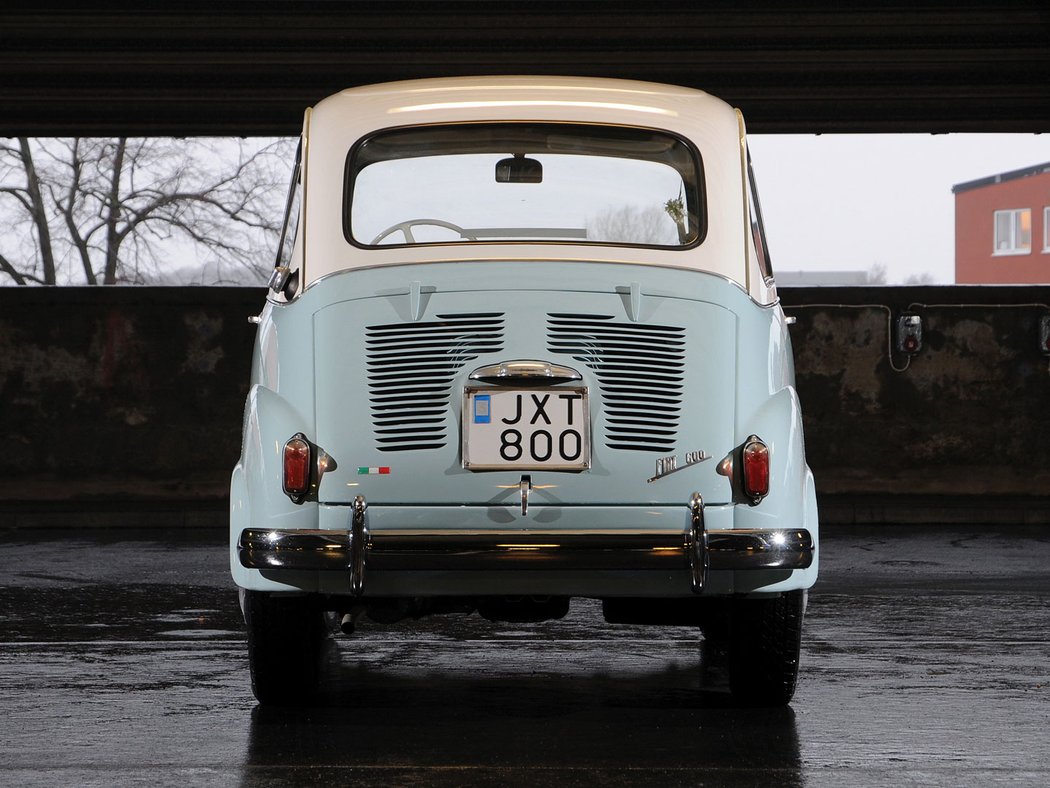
587,204,680,246
0,136,292,285
0,139,56,284
864,262,888,285
902,271,936,285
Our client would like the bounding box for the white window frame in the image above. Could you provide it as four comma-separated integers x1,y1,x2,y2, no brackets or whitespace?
993,208,1031,256
1044,207,1050,253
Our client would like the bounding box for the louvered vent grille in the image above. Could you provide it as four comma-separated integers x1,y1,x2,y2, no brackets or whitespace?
547,313,685,453
366,313,505,452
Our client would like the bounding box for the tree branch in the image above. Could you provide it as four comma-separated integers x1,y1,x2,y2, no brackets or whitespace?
0,250,45,285
17,137,60,284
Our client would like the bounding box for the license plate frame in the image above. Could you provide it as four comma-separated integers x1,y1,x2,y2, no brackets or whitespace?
462,386,590,471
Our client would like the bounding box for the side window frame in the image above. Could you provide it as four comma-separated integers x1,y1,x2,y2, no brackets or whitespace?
269,138,304,296
746,147,773,282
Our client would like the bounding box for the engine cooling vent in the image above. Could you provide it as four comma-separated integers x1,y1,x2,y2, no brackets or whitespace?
547,313,685,453
366,313,505,452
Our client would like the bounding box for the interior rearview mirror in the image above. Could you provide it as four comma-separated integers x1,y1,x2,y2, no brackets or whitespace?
495,156,543,184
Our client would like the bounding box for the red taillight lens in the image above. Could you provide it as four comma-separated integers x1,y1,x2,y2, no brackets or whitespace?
283,435,311,498
742,436,769,501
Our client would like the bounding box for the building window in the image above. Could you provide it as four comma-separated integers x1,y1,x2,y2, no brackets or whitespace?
994,208,1031,255
1044,207,1050,253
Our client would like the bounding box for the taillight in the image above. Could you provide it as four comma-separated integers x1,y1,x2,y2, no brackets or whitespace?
283,433,312,502
742,435,769,504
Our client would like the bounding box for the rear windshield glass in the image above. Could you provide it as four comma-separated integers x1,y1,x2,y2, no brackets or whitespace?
346,123,703,249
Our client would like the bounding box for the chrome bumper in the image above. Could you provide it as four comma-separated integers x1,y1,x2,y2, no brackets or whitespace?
237,495,814,595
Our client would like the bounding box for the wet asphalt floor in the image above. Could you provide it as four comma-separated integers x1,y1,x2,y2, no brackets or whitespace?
0,525,1048,787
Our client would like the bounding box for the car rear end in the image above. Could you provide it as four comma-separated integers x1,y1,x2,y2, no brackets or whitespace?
235,260,814,596
230,77,818,706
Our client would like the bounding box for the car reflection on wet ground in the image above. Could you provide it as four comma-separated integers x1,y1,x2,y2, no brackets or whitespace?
0,525,1047,786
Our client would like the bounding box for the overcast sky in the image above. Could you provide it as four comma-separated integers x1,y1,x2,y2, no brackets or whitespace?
6,133,1047,287
748,134,1050,284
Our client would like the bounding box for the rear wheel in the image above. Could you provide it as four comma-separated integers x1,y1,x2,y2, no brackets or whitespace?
243,590,327,706
726,590,806,706
701,590,806,706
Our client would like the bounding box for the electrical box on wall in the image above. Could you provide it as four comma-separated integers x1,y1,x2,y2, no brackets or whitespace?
1039,315,1050,355
896,313,923,355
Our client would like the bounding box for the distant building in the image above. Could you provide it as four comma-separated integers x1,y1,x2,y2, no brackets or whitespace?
954,162,1050,284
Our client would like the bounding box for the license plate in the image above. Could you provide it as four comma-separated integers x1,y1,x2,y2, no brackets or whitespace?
462,387,590,470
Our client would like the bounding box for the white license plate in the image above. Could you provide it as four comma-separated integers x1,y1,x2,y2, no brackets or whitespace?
462,387,590,470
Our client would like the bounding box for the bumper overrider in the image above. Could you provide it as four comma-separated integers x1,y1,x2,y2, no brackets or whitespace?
237,494,814,595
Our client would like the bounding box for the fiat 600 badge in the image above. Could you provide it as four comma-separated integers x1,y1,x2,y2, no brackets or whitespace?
231,77,819,706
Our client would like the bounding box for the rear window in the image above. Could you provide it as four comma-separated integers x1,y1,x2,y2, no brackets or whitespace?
345,123,704,249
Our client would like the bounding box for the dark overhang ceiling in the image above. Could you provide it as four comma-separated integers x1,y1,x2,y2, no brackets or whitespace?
4,1,1049,136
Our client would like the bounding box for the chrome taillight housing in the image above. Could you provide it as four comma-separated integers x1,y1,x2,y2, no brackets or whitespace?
741,435,769,504
283,433,312,503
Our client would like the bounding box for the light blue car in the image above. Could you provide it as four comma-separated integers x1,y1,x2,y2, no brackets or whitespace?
231,77,818,706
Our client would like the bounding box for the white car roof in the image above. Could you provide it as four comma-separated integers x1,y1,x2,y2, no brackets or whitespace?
299,77,769,301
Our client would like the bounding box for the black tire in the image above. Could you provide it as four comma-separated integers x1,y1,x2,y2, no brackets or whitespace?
244,590,326,706
726,590,806,707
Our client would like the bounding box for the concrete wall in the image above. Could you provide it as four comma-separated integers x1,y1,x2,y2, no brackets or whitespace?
0,288,259,514
783,286,1050,523
2,285,1048,525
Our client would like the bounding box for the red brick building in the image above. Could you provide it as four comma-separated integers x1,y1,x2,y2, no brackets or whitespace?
954,162,1050,284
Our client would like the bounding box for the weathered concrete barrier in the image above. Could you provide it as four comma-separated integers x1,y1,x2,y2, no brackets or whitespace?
783,285,1050,523
0,288,260,508
2,285,1048,525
